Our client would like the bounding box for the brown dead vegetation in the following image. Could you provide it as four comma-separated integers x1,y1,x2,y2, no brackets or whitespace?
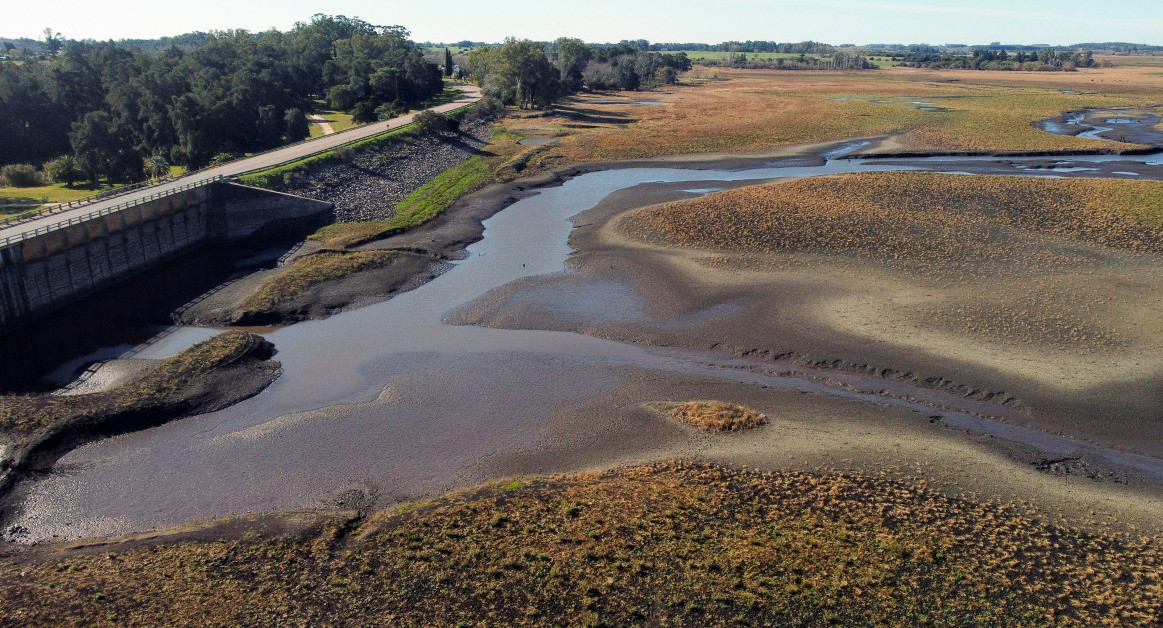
657,400,768,432
2,462,1159,627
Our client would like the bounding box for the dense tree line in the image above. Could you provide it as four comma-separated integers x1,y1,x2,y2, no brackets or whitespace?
467,38,692,109
1073,42,1163,54
698,51,873,70
649,41,837,54
894,48,1097,71
0,15,443,182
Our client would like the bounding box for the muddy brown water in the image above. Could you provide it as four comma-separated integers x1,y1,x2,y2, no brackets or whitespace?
9,153,1163,544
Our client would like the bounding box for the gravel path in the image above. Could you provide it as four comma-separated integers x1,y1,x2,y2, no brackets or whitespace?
308,114,335,135
282,119,493,223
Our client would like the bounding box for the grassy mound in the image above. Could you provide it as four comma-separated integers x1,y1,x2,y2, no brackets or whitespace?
241,251,399,312
2,462,1159,627
618,172,1163,278
0,331,273,438
659,400,767,432
0,331,278,500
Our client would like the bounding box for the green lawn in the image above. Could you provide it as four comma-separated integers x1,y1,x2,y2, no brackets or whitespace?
308,104,356,138
425,86,463,107
0,183,110,214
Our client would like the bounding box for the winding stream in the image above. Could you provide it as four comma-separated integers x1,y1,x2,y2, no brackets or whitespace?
10,151,1163,543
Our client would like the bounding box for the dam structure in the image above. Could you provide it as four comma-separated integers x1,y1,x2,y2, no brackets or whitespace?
0,179,332,333
0,82,483,336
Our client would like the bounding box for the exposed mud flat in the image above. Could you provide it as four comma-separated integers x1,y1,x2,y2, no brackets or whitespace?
1037,108,1163,146
10,147,1163,545
451,167,1163,461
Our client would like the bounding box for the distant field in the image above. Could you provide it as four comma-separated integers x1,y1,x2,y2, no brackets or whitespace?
1096,54,1163,67
675,50,824,61
513,65,1162,166
865,55,903,67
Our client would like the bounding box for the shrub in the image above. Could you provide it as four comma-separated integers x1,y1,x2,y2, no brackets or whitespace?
144,155,170,180
43,156,81,186
466,96,503,122
412,110,451,136
208,152,241,167
1,164,43,187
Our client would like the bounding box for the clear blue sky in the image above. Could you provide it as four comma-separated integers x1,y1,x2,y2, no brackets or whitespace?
8,0,1163,46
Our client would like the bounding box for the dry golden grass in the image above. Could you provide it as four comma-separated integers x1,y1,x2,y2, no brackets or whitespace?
0,331,267,437
617,172,1163,357
2,462,1159,627
241,251,399,312
507,66,1163,169
619,172,1163,279
659,400,768,432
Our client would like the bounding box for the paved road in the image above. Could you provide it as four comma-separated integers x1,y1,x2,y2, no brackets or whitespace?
0,83,481,245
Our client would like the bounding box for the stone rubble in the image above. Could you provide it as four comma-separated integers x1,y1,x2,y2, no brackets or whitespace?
282,118,493,222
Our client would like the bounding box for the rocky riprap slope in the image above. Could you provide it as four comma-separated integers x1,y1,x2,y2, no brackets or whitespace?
283,119,492,222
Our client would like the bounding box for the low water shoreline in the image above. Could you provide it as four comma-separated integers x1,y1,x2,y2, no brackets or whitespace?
6,141,1163,545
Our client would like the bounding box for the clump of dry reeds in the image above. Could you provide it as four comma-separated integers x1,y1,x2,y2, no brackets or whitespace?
660,400,768,432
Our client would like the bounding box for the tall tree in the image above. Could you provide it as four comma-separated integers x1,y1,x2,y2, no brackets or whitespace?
554,38,591,91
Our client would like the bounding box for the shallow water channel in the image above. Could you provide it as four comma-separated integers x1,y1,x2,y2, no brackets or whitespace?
11,153,1163,543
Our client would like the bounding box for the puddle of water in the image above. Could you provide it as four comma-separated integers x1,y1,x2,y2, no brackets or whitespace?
1038,109,1163,145
918,107,944,112
682,188,724,194
44,344,137,386
1113,171,1142,176
518,137,558,146
821,140,872,159
44,326,223,386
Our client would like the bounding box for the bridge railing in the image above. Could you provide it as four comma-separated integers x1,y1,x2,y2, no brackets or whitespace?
0,175,223,249
0,87,479,244
0,176,181,230
227,97,478,177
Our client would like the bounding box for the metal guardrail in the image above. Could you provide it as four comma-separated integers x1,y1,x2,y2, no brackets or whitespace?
228,98,478,178
0,176,178,230
0,87,479,248
0,175,223,249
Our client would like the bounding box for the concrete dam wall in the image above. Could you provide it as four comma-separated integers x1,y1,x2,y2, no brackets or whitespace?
0,182,330,334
